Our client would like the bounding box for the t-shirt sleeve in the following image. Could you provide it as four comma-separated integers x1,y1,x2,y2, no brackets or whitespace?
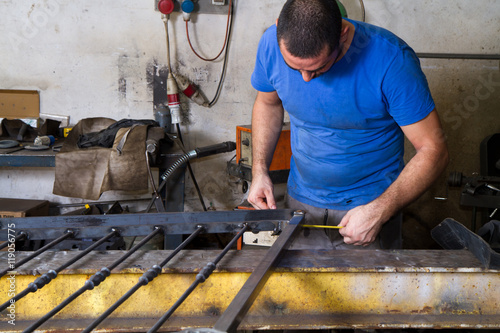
381,46,435,126
251,29,277,93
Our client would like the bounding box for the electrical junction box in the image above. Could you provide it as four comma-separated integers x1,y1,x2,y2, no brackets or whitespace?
227,123,291,184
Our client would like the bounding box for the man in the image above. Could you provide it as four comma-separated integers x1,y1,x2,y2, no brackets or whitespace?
247,0,449,249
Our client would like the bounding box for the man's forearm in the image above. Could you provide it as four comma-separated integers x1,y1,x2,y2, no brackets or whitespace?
251,92,285,177
373,140,449,222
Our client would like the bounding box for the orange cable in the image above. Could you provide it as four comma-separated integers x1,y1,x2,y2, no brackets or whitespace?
185,0,232,62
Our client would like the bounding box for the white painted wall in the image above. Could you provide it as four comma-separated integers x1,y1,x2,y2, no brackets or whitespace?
0,1,499,222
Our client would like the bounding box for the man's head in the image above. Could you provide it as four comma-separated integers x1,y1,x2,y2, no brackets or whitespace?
277,0,342,59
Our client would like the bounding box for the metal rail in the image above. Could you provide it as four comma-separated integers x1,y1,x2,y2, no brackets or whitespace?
417,52,500,60
0,209,291,240
0,230,118,312
0,230,74,278
23,227,163,333
149,224,249,332
212,211,304,333
82,226,205,333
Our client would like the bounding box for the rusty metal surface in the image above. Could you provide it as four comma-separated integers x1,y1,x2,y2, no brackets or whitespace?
1,249,499,332
3,248,487,275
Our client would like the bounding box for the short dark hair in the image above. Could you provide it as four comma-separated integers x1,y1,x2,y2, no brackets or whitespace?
277,0,342,58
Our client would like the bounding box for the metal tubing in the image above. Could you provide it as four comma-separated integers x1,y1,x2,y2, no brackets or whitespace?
81,226,204,333
213,211,305,333
0,230,74,278
146,151,196,213
148,224,250,333
22,228,162,333
417,52,500,60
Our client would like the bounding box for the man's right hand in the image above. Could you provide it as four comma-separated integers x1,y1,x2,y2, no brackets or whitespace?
247,172,277,210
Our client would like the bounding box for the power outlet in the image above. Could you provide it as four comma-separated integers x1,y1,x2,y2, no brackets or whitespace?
154,0,228,14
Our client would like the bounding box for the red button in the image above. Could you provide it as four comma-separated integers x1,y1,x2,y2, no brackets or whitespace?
158,0,174,14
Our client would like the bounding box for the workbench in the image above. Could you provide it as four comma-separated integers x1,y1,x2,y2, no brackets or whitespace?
0,144,57,167
0,210,499,332
0,141,186,214
1,248,499,332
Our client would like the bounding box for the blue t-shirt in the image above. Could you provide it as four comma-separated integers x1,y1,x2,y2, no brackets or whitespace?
251,19,435,210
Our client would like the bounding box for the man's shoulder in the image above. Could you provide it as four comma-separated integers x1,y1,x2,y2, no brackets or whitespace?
349,19,411,52
260,24,278,45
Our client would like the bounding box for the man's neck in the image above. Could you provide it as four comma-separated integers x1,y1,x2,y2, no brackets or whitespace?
337,19,356,62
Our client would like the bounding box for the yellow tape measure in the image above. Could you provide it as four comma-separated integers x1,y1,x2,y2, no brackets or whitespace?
302,224,343,229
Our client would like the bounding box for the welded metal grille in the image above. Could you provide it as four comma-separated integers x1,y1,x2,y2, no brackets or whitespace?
0,209,304,332
1,212,500,332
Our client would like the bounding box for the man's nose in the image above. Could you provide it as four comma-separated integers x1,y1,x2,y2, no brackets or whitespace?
301,71,314,82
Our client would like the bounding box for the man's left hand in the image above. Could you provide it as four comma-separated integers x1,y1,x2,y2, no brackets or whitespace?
338,203,385,246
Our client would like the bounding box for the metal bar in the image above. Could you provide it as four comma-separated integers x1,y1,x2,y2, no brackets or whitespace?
145,150,166,213
0,209,293,240
108,227,162,271
416,52,500,60
0,230,118,312
148,224,250,333
81,226,204,333
22,228,163,333
213,211,304,333
0,232,26,251
55,230,118,272
0,230,74,278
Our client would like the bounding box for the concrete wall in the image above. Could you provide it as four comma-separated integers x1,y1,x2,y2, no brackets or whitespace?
1,1,499,248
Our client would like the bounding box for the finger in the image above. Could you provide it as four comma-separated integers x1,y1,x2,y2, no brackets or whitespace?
252,197,269,210
265,192,277,210
338,213,350,228
342,236,354,244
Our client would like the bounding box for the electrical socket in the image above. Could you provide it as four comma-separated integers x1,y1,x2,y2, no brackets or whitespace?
154,0,227,14
40,113,70,127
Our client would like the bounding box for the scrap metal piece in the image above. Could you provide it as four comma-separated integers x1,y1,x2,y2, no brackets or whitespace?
431,218,500,269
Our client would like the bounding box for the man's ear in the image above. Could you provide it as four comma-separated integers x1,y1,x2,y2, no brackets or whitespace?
339,22,349,44
276,18,279,26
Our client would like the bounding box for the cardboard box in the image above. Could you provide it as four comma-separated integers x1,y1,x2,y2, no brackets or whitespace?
0,89,40,119
0,198,50,218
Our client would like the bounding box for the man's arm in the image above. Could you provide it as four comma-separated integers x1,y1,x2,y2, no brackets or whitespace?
339,109,449,246
247,90,285,210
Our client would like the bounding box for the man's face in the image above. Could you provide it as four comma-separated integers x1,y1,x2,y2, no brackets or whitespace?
280,43,341,82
